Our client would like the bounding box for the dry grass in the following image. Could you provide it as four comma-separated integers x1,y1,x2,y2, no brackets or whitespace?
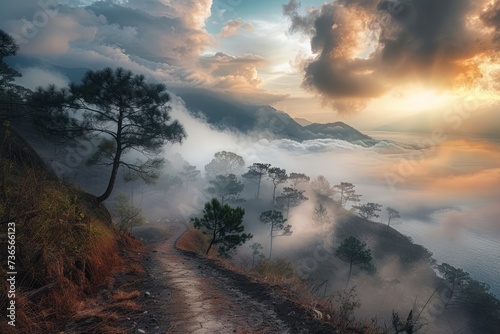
176,227,218,256
0,125,146,333
112,290,140,301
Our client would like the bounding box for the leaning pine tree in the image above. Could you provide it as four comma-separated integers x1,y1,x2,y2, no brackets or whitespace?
192,198,253,256
30,67,186,203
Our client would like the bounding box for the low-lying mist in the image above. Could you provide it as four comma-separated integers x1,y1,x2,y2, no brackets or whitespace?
28,92,499,333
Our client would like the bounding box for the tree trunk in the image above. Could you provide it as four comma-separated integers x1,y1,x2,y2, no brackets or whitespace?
97,109,123,203
256,174,262,199
286,197,291,219
269,225,274,259
272,185,276,208
206,230,217,254
97,155,121,203
346,261,353,289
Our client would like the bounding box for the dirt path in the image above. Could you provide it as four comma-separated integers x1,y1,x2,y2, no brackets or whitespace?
133,221,337,334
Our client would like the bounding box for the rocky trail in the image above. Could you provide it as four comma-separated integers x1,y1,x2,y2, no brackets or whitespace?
130,221,337,334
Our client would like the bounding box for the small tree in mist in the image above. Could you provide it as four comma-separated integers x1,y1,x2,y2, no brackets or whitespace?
332,287,361,330
30,67,186,203
259,210,292,259
250,242,265,269
334,182,361,208
242,163,270,199
386,207,401,227
267,167,288,207
288,172,310,189
192,198,252,256
311,175,335,198
437,262,470,307
205,151,245,180
353,202,382,221
276,186,308,219
179,163,200,188
157,173,182,200
206,173,244,205
314,203,333,225
110,193,145,233
335,236,373,288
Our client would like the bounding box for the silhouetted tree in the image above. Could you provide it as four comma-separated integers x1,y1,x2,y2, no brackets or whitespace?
157,173,182,200
437,263,470,307
205,151,245,180
386,207,401,227
242,163,270,199
179,163,200,188
276,186,308,219
207,174,244,205
311,175,335,198
334,182,361,208
288,172,310,189
353,202,382,220
250,242,265,269
336,236,373,288
0,30,27,100
30,67,185,202
192,198,252,256
259,210,292,259
314,203,333,225
267,167,288,207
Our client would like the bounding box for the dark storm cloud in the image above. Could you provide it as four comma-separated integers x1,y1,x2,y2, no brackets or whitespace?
284,0,494,113
481,0,500,52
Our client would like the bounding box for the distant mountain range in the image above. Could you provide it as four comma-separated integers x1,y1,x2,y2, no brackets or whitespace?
294,118,313,126
7,56,378,147
172,88,378,147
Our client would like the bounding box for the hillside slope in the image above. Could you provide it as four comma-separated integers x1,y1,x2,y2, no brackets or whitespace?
0,122,144,333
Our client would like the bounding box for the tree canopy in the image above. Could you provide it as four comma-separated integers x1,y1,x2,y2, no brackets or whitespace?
311,175,335,198
267,167,288,207
276,186,308,219
336,236,373,288
206,173,244,205
0,30,27,100
30,67,185,202
334,182,361,208
242,162,270,199
386,207,401,227
179,163,200,187
192,198,252,256
259,210,292,259
353,202,382,221
205,151,245,180
288,172,310,189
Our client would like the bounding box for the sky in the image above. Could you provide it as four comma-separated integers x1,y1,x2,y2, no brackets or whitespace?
3,0,499,299
2,0,500,130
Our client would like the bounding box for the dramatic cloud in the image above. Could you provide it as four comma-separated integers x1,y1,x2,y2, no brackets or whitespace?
0,0,284,103
193,52,288,104
284,0,497,113
217,19,253,38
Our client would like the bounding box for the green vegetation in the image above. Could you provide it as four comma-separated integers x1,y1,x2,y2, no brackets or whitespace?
206,174,245,205
204,151,245,180
192,198,253,256
30,67,186,202
109,193,146,233
259,210,292,259
335,236,373,288
242,162,270,199
0,30,28,100
0,122,138,333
